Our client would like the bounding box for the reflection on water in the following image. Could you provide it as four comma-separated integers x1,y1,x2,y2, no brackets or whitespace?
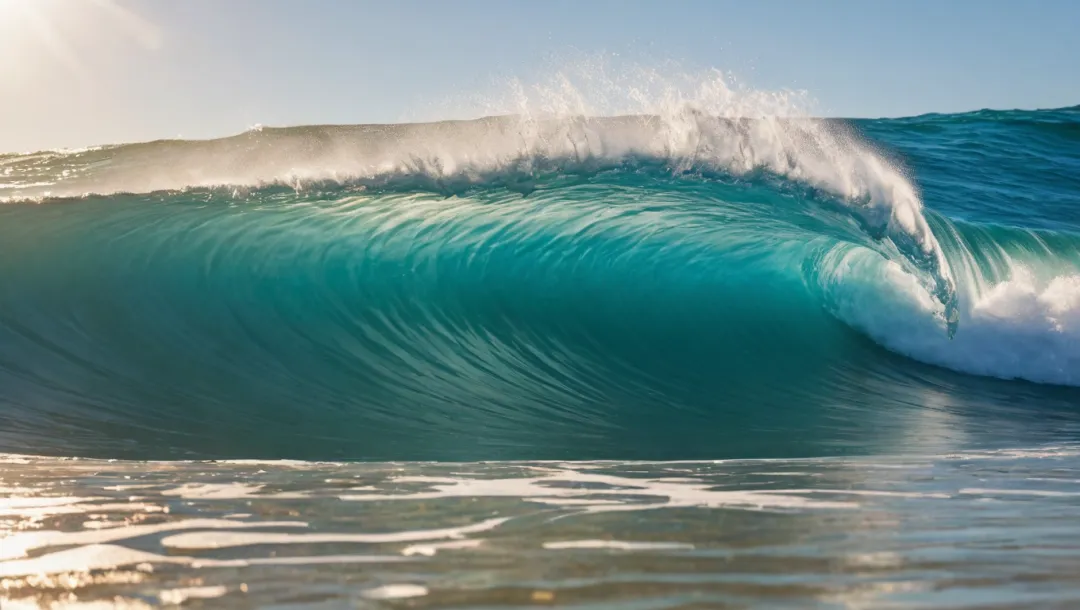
3,449,1080,607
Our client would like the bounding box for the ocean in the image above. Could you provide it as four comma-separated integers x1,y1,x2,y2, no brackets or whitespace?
1,74,1079,607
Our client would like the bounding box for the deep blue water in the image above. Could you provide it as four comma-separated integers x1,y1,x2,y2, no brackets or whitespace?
1,107,1079,461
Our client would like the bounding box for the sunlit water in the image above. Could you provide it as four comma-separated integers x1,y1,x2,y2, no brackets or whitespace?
3,449,1080,608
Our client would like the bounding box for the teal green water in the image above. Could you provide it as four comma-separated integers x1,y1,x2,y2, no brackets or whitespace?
2,105,1080,609
0,108,1079,460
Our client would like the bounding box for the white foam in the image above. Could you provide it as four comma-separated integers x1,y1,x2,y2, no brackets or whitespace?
0,498,164,520
941,446,1080,460
162,483,308,499
0,543,411,577
362,584,429,600
0,496,101,516
959,488,1080,498
0,544,192,577
160,516,509,550
1,597,153,610
158,585,228,605
190,554,412,568
340,467,857,512
401,539,484,556
543,540,694,551
0,455,32,464
755,489,951,499
0,518,306,561
826,251,1080,385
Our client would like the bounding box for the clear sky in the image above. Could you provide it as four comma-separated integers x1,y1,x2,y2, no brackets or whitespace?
1,0,1078,152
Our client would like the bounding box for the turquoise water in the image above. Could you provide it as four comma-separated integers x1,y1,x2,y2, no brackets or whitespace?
1,108,1079,460
1,86,1080,606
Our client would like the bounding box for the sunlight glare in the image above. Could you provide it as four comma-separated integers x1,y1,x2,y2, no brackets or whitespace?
0,0,161,91
0,0,27,14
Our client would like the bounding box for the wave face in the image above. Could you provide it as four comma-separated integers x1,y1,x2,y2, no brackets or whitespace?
1,75,1079,460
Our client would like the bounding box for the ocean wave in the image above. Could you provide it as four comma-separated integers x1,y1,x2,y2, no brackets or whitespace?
1,70,1078,460
1,69,958,333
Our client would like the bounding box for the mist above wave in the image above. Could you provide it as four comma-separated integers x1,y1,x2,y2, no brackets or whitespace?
1,63,958,332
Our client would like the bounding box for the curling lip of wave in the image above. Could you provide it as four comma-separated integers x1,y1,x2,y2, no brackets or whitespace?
1,112,959,334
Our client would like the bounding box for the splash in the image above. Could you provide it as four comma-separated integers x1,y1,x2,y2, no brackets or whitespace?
823,249,1080,385
1,62,959,332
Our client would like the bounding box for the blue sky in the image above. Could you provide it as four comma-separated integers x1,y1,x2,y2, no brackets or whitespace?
1,0,1078,152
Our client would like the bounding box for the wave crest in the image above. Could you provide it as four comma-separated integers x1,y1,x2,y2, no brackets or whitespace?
1,67,958,332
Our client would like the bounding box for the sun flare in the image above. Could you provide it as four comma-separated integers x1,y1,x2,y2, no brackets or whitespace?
0,0,34,24
0,0,160,88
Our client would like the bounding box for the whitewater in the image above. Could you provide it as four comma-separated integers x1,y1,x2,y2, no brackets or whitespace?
2,68,1080,608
